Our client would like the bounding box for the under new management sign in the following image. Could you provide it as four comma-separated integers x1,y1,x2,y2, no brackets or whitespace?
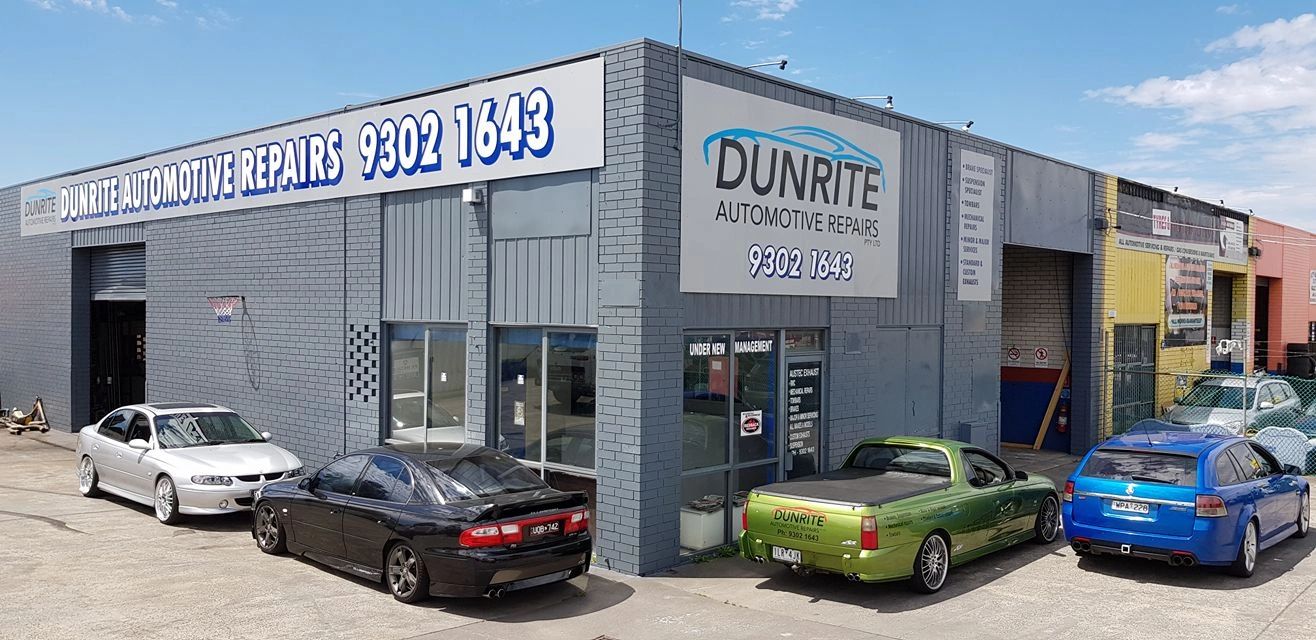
19,58,604,236
680,78,902,298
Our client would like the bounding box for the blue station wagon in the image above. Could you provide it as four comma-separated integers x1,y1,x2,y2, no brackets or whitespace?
1062,421,1310,577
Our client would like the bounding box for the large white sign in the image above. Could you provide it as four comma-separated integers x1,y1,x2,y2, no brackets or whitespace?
18,58,604,236
956,149,996,302
680,78,902,298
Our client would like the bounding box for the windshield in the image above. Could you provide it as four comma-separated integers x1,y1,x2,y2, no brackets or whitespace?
391,395,460,428
1080,449,1198,486
155,412,264,448
1179,384,1254,410
425,450,547,501
848,444,953,478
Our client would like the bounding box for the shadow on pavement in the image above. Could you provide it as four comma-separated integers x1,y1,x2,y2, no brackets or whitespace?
1072,532,1316,589
286,554,633,622
96,494,257,533
669,536,1069,613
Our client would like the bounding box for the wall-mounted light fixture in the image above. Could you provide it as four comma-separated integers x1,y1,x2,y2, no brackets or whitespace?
746,59,788,71
937,120,974,131
854,95,895,110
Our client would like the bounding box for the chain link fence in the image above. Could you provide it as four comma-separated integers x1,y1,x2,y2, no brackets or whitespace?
1104,367,1316,473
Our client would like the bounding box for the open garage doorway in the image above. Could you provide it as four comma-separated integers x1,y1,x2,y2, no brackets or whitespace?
80,244,147,424
999,245,1079,452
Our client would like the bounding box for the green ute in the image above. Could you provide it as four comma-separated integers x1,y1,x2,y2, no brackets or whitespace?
739,436,1059,593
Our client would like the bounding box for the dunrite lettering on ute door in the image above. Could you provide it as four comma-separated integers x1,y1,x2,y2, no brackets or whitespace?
740,436,1060,593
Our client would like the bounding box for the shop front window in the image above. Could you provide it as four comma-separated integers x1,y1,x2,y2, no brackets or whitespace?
497,328,598,472
683,334,731,471
734,330,777,465
386,325,466,445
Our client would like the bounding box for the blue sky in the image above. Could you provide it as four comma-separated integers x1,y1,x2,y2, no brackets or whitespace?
5,1,1316,226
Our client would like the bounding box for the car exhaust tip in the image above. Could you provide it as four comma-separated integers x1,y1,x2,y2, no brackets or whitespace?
753,556,766,564
1169,556,1181,567
845,572,861,582
484,587,505,599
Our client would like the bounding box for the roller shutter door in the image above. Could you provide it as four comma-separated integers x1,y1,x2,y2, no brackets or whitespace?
89,244,146,301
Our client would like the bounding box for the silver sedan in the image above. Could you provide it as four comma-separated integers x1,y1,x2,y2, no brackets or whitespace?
75,403,304,524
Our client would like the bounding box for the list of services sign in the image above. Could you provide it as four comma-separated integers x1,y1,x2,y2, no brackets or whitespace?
19,59,603,236
956,149,997,302
680,78,902,298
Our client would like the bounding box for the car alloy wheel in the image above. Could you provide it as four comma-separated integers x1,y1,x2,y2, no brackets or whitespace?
386,543,429,603
1229,521,1258,577
1034,495,1060,544
154,476,181,525
77,457,101,497
1297,493,1310,538
910,533,949,593
254,504,286,554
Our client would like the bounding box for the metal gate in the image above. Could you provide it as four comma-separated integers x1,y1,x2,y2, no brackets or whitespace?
89,244,145,301
1112,324,1157,434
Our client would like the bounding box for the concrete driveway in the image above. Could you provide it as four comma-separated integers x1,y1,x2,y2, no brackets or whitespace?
2,431,1313,640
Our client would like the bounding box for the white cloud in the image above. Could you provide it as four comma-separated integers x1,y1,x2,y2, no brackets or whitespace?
742,39,766,49
730,0,799,21
68,0,133,21
195,7,236,30
156,0,178,7
26,0,58,10
1088,13,1316,225
1216,4,1240,15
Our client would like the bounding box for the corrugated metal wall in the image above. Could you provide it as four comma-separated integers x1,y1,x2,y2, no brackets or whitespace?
72,222,144,248
489,171,597,326
382,186,465,322
492,235,595,324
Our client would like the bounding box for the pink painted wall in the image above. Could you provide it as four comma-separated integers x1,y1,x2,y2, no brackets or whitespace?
1253,217,1316,371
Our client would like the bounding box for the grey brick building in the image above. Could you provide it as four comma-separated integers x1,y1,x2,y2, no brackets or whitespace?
1,40,1106,574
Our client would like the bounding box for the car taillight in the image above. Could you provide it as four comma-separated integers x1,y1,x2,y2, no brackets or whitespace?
459,525,504,548
1196,495,1228,518
1063,481,1074,503
742,503,749,531
860,516,878,550
565,509,590,534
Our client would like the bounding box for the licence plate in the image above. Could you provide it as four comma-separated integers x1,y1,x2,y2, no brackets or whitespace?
1111,500,1150,514
771,546,801,564
527,521,562,538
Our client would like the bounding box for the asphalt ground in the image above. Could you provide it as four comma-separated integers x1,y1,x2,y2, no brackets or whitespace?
2,431,1312,640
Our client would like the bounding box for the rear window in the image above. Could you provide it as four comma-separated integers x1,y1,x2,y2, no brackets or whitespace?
1080,449,1198,486
849,445,952,478
425,450,547,501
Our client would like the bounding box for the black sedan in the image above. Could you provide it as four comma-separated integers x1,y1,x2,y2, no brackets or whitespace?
250,442,591,602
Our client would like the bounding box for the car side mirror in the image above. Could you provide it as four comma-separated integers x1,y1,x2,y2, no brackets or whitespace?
1259,401,1275,411
260,431,273,442
127,438,150,451
1014,470,1029,481
299,477,314,491
1283,464,1303,476
968,477,985,488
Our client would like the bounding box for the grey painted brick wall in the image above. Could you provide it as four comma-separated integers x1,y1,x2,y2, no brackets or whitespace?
592,42,684,576
145,196,381,469
0,187,73,428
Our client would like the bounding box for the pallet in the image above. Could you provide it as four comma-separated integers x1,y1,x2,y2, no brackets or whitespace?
5,421,49,435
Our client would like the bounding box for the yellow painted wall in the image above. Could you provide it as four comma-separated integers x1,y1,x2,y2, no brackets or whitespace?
1100,192,1256,436
1098,176,1117,438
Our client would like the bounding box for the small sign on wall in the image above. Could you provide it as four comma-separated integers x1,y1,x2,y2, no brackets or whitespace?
1007,346,1021,366
1033,347,1049,368
1309,271,1316,304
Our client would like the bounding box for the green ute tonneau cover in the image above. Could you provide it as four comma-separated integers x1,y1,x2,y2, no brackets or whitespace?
753,468,952,507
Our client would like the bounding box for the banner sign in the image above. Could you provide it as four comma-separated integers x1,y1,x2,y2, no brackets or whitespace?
1166,255,1207,346
680,78,902,298
1309,270,1316,305
1116,208,1246,265
19,58,604,236
956,149,997,302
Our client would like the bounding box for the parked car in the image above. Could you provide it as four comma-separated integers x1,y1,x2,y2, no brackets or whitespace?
739,436,1059,593
1162,377,1301,435
76,403,304,524
1062,423,1309,577
251,442,590,602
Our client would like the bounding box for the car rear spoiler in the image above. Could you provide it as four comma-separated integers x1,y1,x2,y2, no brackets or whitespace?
465,490,589,523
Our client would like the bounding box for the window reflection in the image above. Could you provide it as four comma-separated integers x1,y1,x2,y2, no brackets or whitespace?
387,325,466,445
683,334,730,471
546,332,597,469
498,328,544,462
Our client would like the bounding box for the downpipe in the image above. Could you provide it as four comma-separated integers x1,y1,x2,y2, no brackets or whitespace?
791,564,814,577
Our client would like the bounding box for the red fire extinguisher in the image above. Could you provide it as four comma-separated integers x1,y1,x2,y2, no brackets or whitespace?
1056,376,1071,434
